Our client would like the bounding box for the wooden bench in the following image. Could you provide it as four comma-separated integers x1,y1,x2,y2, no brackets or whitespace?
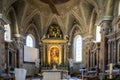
84,75,99,80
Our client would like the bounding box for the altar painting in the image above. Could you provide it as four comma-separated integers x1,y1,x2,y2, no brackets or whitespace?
48,46,61,64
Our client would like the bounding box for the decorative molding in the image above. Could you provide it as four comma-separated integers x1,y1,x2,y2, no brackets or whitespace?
96,16,113,26
107,30,120,41
42,39,68,44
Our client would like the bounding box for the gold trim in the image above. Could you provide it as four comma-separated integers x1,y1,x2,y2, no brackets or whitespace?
42,39,68,44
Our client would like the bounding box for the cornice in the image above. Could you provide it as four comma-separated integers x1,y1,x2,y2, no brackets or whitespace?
42,39,68,44
96,16,113,26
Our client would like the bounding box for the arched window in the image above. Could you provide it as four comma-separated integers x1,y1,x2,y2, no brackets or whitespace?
4,24,11,42
74,35,82,62
96,26,101,42
118,1,120,15
26,34,35,47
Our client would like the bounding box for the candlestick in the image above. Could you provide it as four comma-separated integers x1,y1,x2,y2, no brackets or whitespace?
109,63,113,79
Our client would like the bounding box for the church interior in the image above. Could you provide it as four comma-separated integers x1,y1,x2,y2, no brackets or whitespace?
0,0,120,80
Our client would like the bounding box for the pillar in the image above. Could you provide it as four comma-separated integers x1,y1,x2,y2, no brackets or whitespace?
83,35,93,71
99,0,114,72
0,13,10,73
108,41,111,64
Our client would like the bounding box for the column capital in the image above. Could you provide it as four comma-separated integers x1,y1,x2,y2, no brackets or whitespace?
83,35,94,45
96,16,113,26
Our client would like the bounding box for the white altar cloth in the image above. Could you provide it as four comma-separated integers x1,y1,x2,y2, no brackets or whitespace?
42,70,68,80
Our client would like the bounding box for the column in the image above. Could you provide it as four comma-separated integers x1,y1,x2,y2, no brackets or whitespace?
39,42,42,72
96,43,100,75
43,44,46,67
100,21,111,72
64,44,67,64
66,43,70,63
66,43,71,73
85,47,89,71
0,14,10,73
99,0,114,72
108,41,111,64
83,35,93,71
114,40,117,63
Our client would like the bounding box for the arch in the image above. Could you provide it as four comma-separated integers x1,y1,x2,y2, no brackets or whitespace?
118,0,120,15
24,23,40,41
89,8,97,35
67,10,87,37
45,14,64,35
4,24,12,42
21,9,41,33
6,6,19,34
86,0,99,13
96,26,101,42
26,34,35,48
69,23,81,43
74,35,82,62
68,24,82,59
46,14,64,27
21,9,41,41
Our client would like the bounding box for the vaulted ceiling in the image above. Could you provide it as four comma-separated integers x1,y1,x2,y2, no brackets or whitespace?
1,0,106,39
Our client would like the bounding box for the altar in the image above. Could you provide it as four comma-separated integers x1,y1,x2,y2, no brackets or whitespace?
42,70,68,80
41,24,68,70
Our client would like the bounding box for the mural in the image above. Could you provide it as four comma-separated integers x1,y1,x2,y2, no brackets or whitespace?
50,47,59,64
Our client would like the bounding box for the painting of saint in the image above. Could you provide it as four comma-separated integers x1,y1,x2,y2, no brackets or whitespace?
50,47,59,63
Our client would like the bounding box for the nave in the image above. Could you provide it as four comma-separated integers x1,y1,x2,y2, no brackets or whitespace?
0,0,120,80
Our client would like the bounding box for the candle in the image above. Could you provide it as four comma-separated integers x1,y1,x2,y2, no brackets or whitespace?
109,63,113,79
55,34,56,37
48,35,49,38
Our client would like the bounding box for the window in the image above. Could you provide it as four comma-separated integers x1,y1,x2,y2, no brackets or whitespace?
4,24,11,42
26,34,35,47
96,26,101,42
74,35,82,62
118,1,120,15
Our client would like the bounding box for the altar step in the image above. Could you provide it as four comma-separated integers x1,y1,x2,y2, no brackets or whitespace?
62,77,82,80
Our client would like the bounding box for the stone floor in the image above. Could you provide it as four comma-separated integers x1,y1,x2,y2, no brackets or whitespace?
31,77,82,80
